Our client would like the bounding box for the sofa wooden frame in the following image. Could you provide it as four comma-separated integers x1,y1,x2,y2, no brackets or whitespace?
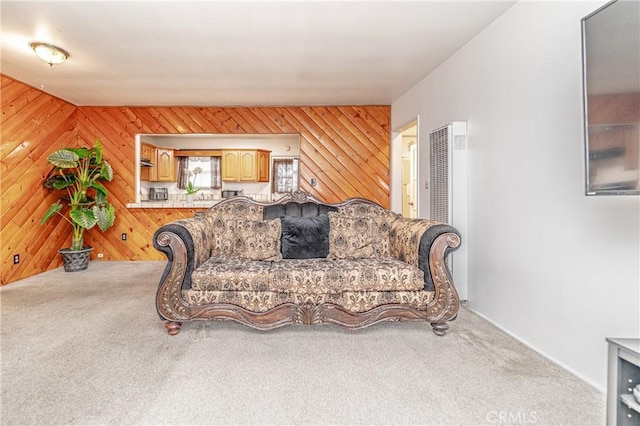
154,192,461,336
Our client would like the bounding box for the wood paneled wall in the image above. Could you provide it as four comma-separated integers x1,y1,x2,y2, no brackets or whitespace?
77,105,390,264
1,75,78,284
1,74,391,285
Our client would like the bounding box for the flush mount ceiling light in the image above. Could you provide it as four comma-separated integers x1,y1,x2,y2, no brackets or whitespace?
30,42,70,66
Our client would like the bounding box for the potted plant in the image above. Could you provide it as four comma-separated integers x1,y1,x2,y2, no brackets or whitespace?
40,138,116,272
184,166,202,202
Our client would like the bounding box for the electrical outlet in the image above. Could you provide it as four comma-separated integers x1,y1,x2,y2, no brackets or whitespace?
97,253,104,258
13,254,20,264
121,233,127,241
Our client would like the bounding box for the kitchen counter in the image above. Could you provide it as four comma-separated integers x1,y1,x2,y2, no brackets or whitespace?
126,200,222,209
128,193,273,209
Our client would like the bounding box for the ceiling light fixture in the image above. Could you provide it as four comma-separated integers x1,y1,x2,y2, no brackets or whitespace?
30,42,70,66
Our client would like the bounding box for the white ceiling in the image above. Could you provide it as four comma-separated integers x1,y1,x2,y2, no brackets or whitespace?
0,1,515,107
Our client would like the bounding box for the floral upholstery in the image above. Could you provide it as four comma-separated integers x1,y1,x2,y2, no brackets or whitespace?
201,198,264,221
154,193,463,335
201,200,263,257
182,289,434,313
331,258,424,292
208,217,237,258
337,201,390,217
191,257,272,291
177,197,448,316
390,217,440,268
191,258,425,294
337,201,398,258
269,258,344,293
327,213,376,259
171,215,213,268
235,218,282,261
270,258,424,293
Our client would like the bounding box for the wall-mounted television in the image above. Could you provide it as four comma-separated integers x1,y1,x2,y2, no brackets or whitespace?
582,0,640,195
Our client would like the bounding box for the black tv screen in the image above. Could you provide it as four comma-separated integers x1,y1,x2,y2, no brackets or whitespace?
582,0,640,195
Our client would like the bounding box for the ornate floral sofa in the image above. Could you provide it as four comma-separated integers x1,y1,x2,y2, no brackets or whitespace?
153,191,461,336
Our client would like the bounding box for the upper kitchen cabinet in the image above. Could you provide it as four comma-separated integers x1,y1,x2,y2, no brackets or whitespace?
140,143,176,182
156,148,176,182
133,134,299,204
257,149,270,182
140,143,157,181
222,149,271,182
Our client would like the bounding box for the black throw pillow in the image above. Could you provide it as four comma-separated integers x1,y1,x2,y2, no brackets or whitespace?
280,215,330,259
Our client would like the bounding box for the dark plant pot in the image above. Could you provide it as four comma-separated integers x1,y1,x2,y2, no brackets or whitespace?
58,246,93,272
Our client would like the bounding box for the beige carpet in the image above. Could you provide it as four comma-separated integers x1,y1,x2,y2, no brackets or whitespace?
1,261,604,425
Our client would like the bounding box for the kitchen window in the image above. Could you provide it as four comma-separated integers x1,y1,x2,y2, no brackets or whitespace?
272,157,299,194
177,156,222,190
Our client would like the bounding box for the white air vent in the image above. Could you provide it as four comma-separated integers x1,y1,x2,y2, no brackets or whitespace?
454,134,466,150
429,127,450,224
429,122,468,300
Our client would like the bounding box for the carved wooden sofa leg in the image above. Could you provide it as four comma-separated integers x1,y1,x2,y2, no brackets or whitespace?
165,321,182,335
431,322,449,336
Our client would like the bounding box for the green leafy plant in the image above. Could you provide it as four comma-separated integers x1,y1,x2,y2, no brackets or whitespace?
185,167,202,195
40,138,116,251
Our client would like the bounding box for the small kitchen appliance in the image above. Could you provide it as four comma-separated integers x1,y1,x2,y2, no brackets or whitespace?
221,189,244,198
149,187,168,201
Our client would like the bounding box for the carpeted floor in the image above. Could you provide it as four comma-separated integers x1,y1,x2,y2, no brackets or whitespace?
1,261,604,425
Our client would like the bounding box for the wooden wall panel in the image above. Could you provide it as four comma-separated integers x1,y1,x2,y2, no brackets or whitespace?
1,73,391,284
1,76,78,285
75,105,390,266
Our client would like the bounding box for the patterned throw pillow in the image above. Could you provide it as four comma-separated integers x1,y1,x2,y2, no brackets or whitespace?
235,218,282,261
337,202,398,258
327,212,376,259
209,216,237,257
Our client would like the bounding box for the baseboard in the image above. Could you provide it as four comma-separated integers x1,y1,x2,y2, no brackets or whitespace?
462,303,605,394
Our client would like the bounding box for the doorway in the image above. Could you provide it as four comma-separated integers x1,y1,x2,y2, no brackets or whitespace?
400,123,418,218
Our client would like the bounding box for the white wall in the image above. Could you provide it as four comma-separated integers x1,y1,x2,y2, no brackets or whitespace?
392,1,639,391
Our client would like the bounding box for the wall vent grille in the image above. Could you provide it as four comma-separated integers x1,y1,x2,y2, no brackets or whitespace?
429,126,450,224
427,122,468,300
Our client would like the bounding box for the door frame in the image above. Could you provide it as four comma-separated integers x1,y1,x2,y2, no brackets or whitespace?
391,118,419,217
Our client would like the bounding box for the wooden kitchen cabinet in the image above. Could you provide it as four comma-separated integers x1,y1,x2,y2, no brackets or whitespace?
257,150,270,182
222,149,270,182
140,143,175,182
156,148,176,182
238,150,257,181
140,143,157,181
221,150,240,181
